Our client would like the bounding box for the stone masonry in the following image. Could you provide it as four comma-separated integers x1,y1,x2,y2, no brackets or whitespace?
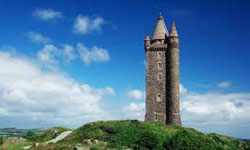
145,14,181,125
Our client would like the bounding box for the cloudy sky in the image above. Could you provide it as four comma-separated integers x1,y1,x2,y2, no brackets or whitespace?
0,0,250,139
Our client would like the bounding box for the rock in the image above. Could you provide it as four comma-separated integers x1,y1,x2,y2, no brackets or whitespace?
22,146,32,150
38,143,47,147
93,139,99,144
83,139,92,145
35,143,39,147
74,146,89,150
98,141,107,147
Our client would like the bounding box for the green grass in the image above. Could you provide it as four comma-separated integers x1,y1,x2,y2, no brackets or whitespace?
25,126,69,142
7,142,32,150
62,120,250,150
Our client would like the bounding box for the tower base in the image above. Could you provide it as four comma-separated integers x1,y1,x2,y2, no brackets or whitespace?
166,113,181,125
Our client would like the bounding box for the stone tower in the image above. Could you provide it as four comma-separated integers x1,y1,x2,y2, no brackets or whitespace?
145,14,181,125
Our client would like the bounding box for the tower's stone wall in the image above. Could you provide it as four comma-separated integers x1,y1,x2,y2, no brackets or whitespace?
145,46,167,122
166,38,181,125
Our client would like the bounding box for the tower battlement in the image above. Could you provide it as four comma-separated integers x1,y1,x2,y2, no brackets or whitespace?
145,14,181,125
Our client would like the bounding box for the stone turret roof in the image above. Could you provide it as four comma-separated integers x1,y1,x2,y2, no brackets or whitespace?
169,21,178,37
152,14,169,40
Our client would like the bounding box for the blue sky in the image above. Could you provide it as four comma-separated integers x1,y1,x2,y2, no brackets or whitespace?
0,0,250,138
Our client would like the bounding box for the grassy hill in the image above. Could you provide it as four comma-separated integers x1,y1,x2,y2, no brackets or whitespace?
2,120,250,150
59,120,250,150
25,126,69,142
0,127,69,150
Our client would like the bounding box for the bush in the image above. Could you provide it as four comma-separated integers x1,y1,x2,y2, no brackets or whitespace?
164,129,218,150
0,136,3,145
136,131,158,150
100,126,117,134
90,147,100,150
24,131,37,141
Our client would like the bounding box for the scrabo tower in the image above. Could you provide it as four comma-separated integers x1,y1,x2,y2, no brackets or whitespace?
145,14,181,125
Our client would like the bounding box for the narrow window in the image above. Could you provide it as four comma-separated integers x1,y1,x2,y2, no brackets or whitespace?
158,62,162,69
156,93,162,101
157,52,161,58
154,114,158,121
157,73,163,80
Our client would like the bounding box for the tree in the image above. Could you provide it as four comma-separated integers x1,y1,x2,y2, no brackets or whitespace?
24,131,36,141
0,136,3,145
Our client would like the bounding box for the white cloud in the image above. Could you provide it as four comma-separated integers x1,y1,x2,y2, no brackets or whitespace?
36,43,110,65
218,81,232,88
0,51,114,128
180,91,250,138
32,8,63,21
77,43,110,65
181,92,250,124
26,32,51,44
180,84,188,95
126,89,145,100
123,102,145,120
62,44,76,62
73,15,105,34
0,108,8,117
97,87,115,96
37,44,58,64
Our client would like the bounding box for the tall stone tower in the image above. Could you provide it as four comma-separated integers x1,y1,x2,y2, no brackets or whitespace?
145,14,181,125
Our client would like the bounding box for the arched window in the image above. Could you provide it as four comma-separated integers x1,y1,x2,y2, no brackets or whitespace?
157,73,163,80
157,52,161,58
156,93,162,101
154,114,158,121
158,62,162,69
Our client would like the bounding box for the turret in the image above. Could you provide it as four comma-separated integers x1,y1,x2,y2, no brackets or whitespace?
166,21,181,125
144,35,150,51
168,21,179,48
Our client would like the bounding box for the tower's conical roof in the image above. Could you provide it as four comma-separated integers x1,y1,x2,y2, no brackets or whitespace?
169,21,178,37
152,14,169,40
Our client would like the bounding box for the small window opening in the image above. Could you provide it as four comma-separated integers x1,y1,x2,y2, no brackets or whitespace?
155,114,158,121
157,52,161,58
158,62,162,69
157,94,162,101
158,73,163,80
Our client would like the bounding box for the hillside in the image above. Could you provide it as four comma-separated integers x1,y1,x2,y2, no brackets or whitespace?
2,120,250,150
0,128,46,137
0,127,69,150
57,120,250,150
25,127,69,142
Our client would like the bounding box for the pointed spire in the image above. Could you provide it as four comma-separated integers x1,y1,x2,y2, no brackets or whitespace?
169,21,178,37
152,13,169,40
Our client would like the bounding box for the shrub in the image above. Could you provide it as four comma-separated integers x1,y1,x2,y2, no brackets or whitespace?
24,131,37,141
100,126,117,134
164,129,218,150
136,131,158,150
90,147,100,150
0,136,3,145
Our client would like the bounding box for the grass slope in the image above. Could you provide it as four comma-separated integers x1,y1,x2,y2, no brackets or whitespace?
25,127,69,142
62,120,250,150
0,127,69,150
